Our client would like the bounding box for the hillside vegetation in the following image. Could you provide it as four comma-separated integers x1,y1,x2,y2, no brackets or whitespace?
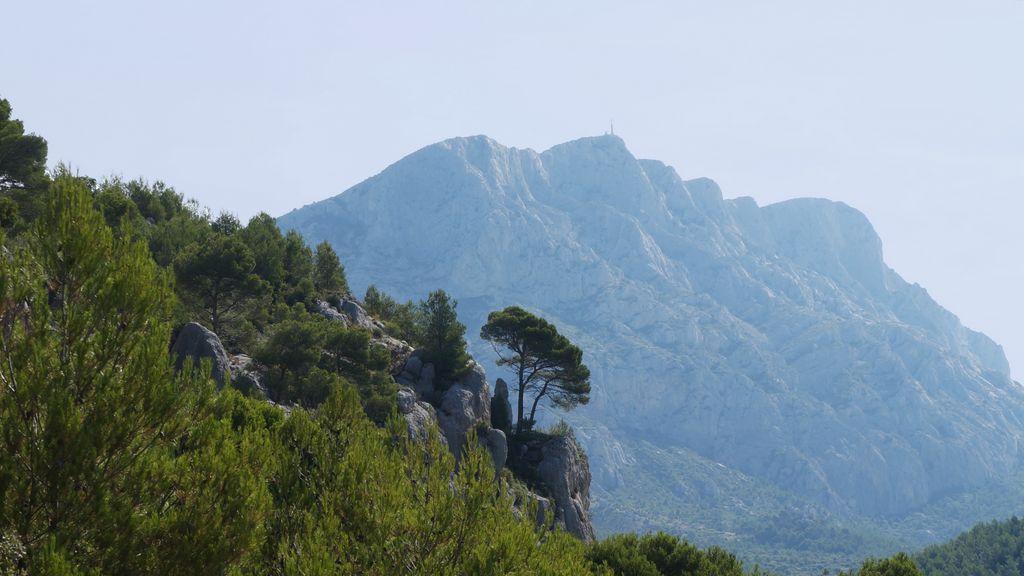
914,517,1024,576
0,98,923,575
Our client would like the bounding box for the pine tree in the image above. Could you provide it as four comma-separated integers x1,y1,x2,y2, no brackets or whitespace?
313,240,349,300
419,289,470,386
481,306,591,434
0,171,271,573
173,233,269,335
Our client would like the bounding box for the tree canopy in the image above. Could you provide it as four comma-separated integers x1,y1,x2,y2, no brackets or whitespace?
0,99,47,191
173,233,270,336
0,98,49,230
914,517,1024,576
481,306,591,434
419,289,471,386
313,240,349,300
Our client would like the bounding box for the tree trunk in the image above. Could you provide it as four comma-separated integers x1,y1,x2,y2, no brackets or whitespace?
527,381,550,431
516,363,526,435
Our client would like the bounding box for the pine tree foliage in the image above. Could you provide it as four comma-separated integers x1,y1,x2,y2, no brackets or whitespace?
914,517,1024,576
0,172,270,573
313,240,349,299
0,100,47,190
481,306,591,434
418,289,470,386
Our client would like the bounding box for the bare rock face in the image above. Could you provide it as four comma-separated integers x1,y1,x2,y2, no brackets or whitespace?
378,334,414,375
340,299,376,330
171,322,231,387
398,354,508,476
512,434,595,542
313,300,348,324
398,386,441,443
482,428,508,478
436,361,491,459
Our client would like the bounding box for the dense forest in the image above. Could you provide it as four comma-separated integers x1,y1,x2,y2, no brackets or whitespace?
913,517,1024,576
0,98,924,575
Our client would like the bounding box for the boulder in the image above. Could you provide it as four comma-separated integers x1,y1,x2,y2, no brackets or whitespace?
404,400,439,443
397,387,417,414
171,322,231,387
483,427,508,478
313,300,348,323
415,362,436,398
491,378,514,435
435,361,491,458
340,299,375,330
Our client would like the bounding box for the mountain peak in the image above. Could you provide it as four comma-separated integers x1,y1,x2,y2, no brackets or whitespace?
279,134,1020,532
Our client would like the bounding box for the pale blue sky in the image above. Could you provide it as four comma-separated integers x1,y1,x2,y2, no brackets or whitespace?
5,1,1023,376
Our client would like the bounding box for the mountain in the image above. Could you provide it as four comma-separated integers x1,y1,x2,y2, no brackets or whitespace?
279,134,1024,571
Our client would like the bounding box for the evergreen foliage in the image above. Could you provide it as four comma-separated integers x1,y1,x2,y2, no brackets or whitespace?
0,172,269,573
173,233,270,338
0,99,47,190
240,213,287,294
481,306,591,434
913,517,1024,576
587,532,765,576
838,553,921,576
313,240,349,299
418,289,471,386
363,284,421,343
0,98,49,229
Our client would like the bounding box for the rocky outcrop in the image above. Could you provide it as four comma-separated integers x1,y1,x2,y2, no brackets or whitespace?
491,378,513,435
340,299,377,331
228,354,266,398
171,322,231,387
378,334,414,375
397,353,511,480
436,362,491,458
313,299,347,323
397,386,440,443
483,428,508,478
510,434,595,542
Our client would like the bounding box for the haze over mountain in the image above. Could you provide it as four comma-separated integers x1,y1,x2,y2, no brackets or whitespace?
279,134,1024,567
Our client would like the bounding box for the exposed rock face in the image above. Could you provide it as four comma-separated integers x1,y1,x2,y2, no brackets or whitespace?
171,322,231,387
313,300,347,323
340,299,376,330
378,334,414,375
436,362,491,458
279,134,1024,542
398,386,440,443
511,434,595,542
398,354,510,480
483,428,508,478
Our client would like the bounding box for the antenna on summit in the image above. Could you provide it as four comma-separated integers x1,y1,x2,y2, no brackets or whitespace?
610,120,615,136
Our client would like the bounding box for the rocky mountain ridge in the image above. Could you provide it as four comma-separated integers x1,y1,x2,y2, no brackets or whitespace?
279,134,1024,549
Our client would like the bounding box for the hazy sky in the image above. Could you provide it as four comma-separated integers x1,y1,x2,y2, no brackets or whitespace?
5,1,1023,377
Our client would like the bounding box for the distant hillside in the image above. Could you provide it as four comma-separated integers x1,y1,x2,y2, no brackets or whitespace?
280,134,1024,572
914,517,1024,576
